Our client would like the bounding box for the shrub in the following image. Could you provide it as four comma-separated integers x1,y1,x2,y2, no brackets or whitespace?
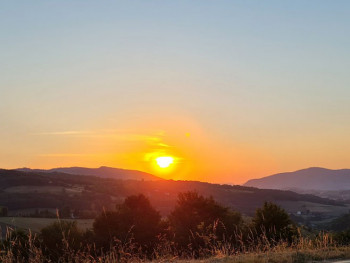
252,202,297,244
93,194,162,253
168,191,243,253
40,220,83,259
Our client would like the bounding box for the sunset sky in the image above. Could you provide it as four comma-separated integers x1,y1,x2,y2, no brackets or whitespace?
1,1,350,184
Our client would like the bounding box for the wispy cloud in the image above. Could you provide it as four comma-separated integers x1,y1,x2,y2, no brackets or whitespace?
36,131,95,136
34,129,165,142
37,153,99,157
35,129,172,151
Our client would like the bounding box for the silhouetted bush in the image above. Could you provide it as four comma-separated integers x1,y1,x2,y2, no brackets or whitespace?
168,191,243,255
252,201,297,244
40,220,83,260
93,194,162,254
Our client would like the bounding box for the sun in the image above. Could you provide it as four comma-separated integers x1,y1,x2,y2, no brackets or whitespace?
156,156,174,168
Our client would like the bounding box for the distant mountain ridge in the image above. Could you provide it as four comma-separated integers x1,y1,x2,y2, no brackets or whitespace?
244,167,350,191
15,166,162,181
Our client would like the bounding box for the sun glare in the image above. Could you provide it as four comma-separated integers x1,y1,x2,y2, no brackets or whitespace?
156,156,174,168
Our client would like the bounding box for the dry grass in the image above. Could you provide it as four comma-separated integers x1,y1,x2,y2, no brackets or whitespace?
170,230,350,263
173,247,350,263
1,224,350,263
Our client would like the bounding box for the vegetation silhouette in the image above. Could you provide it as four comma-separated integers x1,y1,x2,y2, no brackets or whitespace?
169,191,242,254
93,194,161,254
252,201,297,243
2,192,350,262
41,221,84,259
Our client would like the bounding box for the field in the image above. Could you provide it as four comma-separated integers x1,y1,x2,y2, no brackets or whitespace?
4,185,83,195
0,217,93,233
279,201,350,215
278,201,350,226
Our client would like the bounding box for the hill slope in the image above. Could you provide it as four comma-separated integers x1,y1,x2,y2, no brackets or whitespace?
244,167,350,191
16,166,161,181
0,169,346,222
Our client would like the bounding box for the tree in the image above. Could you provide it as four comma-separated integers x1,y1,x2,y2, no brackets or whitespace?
168,192,242,248
252,202,296,243
93,194,162,252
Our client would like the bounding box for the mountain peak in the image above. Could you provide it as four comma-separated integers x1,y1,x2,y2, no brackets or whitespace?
244,167,350,191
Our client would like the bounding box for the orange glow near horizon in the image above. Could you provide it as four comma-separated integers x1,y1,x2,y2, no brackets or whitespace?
9,115,279,184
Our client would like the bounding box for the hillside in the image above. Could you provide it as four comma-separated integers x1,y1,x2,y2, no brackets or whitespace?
0,169,347,225
16,166,161,181
244,167,350,191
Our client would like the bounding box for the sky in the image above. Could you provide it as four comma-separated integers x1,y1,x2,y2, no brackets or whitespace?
1,1,350,184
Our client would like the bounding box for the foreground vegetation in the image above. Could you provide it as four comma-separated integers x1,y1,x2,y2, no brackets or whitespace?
178,246,350,263
1,192,350,262
3,231,350,262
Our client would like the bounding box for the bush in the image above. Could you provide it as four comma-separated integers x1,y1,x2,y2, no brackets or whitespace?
168,191,243,252
252,202,297,244
93,194,162,253
40,220,83,259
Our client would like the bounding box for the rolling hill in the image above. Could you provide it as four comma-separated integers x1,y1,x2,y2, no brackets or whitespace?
0,168,347,224
244,167,350,191
16,166,161,181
